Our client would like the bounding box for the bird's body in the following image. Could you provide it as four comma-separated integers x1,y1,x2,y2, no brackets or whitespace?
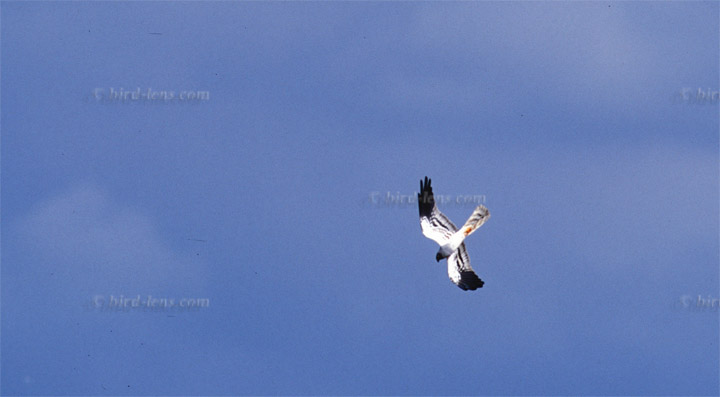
418,177,490,290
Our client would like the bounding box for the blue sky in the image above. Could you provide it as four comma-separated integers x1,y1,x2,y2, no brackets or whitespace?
1,1,718,395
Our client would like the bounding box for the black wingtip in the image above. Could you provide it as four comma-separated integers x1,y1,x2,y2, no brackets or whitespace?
458,271,484,291
418,176,435,218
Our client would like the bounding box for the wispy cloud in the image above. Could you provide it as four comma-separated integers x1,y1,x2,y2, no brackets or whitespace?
17,185,207,295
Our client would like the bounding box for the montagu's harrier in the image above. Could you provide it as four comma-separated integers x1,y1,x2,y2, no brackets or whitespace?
418,177,490,291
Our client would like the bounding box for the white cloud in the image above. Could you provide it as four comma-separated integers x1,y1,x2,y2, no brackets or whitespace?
18,185,207,295
400,3,688,114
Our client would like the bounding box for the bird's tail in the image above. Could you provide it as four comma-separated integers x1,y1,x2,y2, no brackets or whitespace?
458,205,490,238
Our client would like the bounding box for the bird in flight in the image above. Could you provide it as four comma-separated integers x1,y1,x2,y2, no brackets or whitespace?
418,177,490,290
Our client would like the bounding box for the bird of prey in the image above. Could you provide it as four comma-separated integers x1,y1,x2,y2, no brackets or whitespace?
418,177,490,290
